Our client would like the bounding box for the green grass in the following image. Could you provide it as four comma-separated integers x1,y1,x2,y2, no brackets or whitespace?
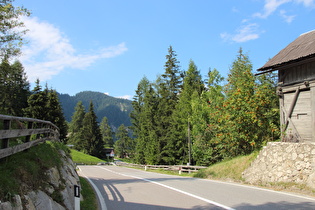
70,149,106,165
79,177,98,210
0,141,67,201
193,152,259,181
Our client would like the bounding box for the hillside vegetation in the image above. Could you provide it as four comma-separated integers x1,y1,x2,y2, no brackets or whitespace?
0,142,69,201
58,91,133,129
70,149,107,165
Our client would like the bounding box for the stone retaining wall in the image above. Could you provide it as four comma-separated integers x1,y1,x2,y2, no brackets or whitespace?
0,149,80,210
243,142,315,188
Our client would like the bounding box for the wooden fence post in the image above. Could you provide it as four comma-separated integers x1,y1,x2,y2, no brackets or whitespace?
1,120,11,148
25,121,33,142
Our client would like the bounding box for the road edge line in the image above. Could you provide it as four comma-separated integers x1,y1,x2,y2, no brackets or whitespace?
99,166,234,210
78,167,108,210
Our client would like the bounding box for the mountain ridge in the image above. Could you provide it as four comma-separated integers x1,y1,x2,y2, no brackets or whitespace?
58,91,133,130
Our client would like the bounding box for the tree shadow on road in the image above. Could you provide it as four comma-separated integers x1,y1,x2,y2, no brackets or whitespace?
233,201,315,210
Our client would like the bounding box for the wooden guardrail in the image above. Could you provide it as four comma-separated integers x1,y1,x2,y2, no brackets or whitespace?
0,114,60,159
144,164,207,174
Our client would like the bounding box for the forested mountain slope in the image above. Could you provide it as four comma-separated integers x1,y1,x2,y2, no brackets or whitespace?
58,91,132,129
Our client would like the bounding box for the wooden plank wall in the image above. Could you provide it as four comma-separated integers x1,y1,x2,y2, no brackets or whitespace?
280,81,315,142
279,60,315,85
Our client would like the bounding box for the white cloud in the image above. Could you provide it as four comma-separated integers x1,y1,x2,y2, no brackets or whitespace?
279,9,296,23
253,0,291,19
254,0,315,19
296,0,315,7
116,95,133,100
20,16,128,82
220,23,261,43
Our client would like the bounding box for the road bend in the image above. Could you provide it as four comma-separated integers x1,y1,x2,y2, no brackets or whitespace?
78,165,315,210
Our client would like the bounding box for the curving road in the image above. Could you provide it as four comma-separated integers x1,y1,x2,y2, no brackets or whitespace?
78,165,315,210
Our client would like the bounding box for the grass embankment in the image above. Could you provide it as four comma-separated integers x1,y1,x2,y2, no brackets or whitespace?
70,149,104,208
79,177,98,210
193,152,315,197
0,142,69,202
70,149,106,165
194,151,258,181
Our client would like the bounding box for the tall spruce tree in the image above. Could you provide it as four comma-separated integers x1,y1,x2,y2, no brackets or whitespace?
68,101,86,147
0,58,30,115
141,84,159,164
46,88,68,141
155,46,182,164
80,101,103,157
114,124,134,158
100,116,114,148
171,60,205,164
24,79,48,120
131,77,150,164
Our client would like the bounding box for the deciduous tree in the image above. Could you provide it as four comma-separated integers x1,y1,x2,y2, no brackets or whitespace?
0,0,30,58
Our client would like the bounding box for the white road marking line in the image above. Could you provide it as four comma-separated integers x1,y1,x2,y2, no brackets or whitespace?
201,178,315,202
78,167,108,210
99,166,234,210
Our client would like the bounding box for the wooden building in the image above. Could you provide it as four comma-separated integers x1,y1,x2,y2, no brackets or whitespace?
257,30,315,142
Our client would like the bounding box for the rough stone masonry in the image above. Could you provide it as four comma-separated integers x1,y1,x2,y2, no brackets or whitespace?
243,142,315,189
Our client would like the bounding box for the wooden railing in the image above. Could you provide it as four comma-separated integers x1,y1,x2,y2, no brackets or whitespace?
144,164,207,174
0,114,60,159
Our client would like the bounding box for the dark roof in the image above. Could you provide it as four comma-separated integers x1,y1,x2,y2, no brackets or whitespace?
258,30,315,72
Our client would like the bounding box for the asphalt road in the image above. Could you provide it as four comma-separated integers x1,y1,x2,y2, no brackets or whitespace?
78,165,315,210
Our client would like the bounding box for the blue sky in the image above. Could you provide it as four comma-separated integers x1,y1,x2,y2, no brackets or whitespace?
14,0,315,99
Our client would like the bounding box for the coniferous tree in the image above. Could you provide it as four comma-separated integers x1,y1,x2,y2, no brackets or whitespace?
0,58,30,115
130,77,150,163
68,101,86,147
114,124,134,158
80,101,103,157
141,84,159,164
131,77,160,164
156,46,182,164
171,60,205,164
46,88,68,142
100,116,114,148
24,79,48,120
130,47,279,166
10,60,30,116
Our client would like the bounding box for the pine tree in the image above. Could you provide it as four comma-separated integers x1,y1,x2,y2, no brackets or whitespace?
80,101,103,157
68,101,86,147
46,88,68,142
171,60,205,164
155,46,183,164
10,60,30,116
114,124,134,158
141,84,159,164
130,77,150,164
100,116,114,148
0,58,30,115
24,79,48,120
162,45,182,99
